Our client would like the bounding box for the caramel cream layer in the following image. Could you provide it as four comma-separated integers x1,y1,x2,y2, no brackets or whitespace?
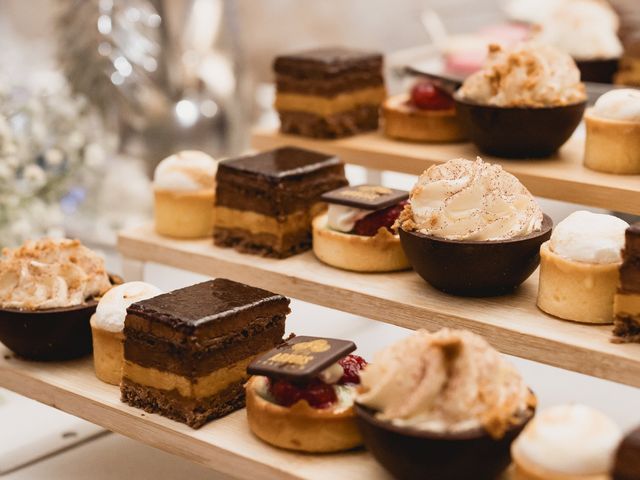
615,292,640,315
275,87,386,117
123,354,258,399
215,205,322,236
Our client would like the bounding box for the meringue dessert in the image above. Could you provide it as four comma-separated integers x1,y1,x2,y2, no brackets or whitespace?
356,329,535,480
0,238,114,360
153,150,218,238
0,238,112,310
537,211,629,324
397,157,550,295
358,329,534,436
511,404,622,480
584,89,640,174
90,281,162,385
534,0,623,83
454,42,586,157
398,158,543,241
382,79,466,143
458,42,586,108
312,185,410,272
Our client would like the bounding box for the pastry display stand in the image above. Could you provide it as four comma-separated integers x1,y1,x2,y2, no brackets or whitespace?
1,127,639,479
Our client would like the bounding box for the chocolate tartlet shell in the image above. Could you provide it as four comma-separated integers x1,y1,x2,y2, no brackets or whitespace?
454,96,586,158
0,302,97,361
576,58,619,84
355,404,534,480
399,214,553,297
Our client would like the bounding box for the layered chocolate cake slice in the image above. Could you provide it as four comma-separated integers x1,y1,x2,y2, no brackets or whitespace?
274,47,385,138
121,279,290,428
214,146,348,258
613,224,640,342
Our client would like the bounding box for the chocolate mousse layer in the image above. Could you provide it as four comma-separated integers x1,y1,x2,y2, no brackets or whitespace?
614,224,640,343
214,147,347,258
121,279,290,428
274,47,384,138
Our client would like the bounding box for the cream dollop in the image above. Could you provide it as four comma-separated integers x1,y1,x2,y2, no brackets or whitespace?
357,329,532,437
512,404,622,477
549,211,628,264
327,204,369,232
590,89,640,123
534,0,623,60
91,281,162,333
153,150,217,192
458,42,586,107
0,238,112,310
398,158,543,241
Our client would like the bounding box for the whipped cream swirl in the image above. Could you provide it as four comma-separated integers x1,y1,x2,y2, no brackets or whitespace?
548,211,628,264
0,239,112,310
153,150,217,192
357,329,532,438
399,158,543,241
458,42,586,107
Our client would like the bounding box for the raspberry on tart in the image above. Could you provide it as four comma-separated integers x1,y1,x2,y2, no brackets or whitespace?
383,78,466,143
245,337,367,452
313,185,410,272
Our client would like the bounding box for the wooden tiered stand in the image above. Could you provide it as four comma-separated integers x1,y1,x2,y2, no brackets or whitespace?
1,126,638,479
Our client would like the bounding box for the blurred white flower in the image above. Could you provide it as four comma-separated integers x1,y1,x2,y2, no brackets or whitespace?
66,131,86,150
3,154,19,169
0,163,12,181
44,148,65,167
84,143,106,168
23,164,46,189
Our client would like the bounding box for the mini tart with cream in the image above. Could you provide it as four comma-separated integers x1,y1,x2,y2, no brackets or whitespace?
312,185,410,272
511,404,622,480
537,211,629,324
153,150,218,238
383,79,466,142
584,89,640,175
90,281,162,385
245,353,366,453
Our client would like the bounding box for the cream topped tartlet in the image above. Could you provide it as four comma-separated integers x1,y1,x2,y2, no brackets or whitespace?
512,404,622,480
538,211,629,324
153,150,218,238
584,89,640,174
90,281,162,385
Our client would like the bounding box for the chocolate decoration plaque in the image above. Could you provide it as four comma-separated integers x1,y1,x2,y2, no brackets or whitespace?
321,185,408,210
247,335,356,380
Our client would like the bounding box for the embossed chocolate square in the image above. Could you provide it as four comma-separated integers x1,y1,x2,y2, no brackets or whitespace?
247,336,356,380
321,185,408,210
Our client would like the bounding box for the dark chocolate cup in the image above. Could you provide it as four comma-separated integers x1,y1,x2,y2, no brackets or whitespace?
355,404,534,480
0,302,97,361
453,96,586,158
398,214,553,297
0,275,121,361
576,58,619,84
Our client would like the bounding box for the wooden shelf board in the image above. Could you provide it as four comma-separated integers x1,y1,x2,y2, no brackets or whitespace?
118,224,640,388
251,128,640,216
0,350,386,480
